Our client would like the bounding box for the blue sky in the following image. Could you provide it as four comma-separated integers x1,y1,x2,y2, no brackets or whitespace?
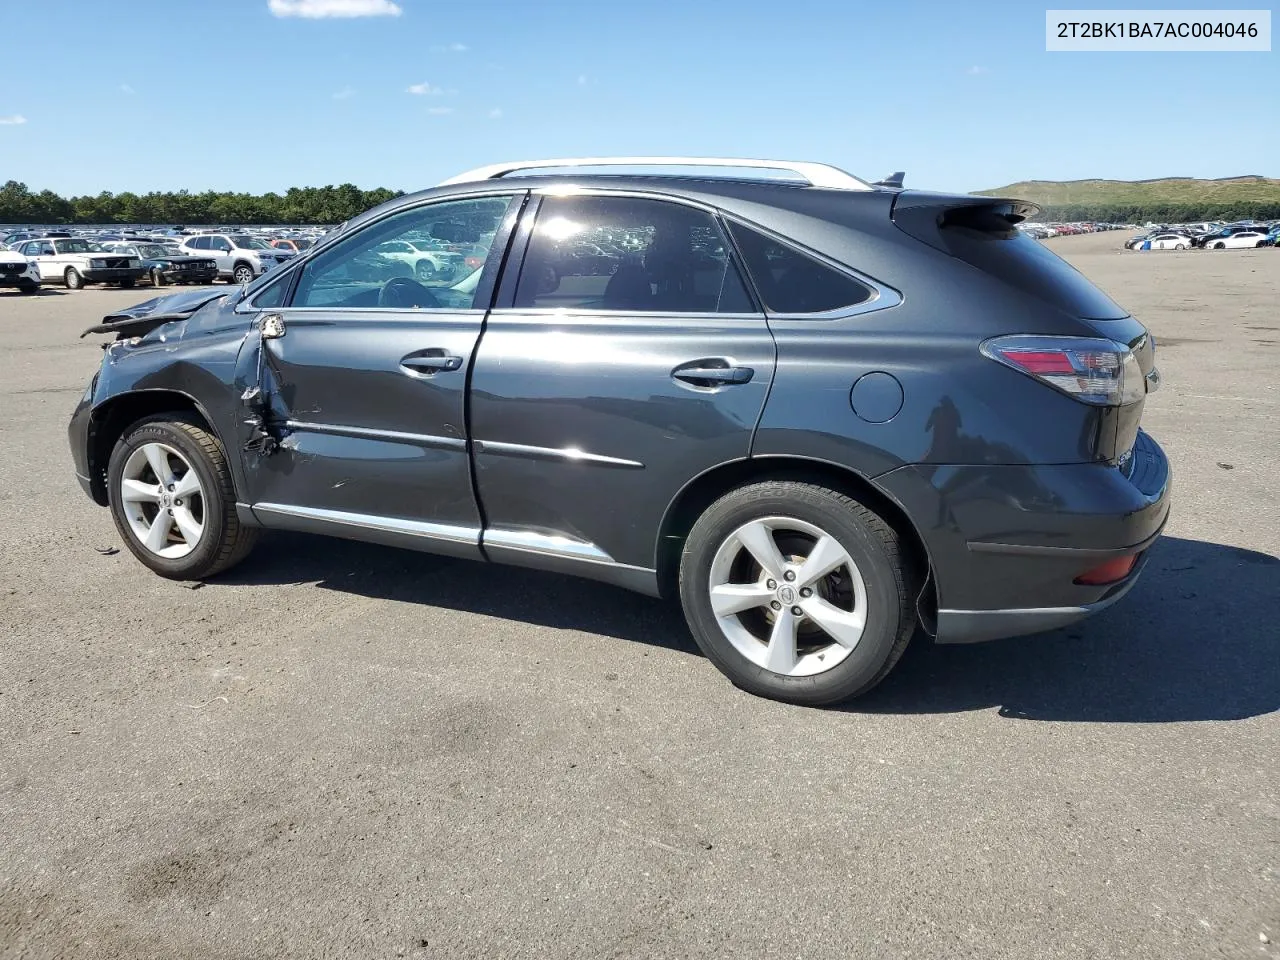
1,0,1275,196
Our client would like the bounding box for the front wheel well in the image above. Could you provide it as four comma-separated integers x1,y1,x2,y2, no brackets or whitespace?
87,392,214,505
656,457,936,628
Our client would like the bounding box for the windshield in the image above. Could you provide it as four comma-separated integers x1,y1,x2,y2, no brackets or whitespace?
230,236,271,250
137,244,169,258
55,239,96,254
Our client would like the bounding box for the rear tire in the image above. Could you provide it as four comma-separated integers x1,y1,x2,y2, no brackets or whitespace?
64,267,84,289
107,417,258,580
679,481,917,706
1213,242,1226,249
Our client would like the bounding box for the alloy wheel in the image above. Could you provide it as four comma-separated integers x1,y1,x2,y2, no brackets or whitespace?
119,442,206,558
707,516,869,677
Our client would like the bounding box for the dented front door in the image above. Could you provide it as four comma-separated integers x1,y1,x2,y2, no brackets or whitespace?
237,308,486,556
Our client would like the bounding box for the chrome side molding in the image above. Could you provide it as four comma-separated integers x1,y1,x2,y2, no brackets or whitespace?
283,420,467,450
252,503,480,545
474,439,643,469
482,528,613,563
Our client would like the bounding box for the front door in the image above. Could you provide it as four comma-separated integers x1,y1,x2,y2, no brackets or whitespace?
469,192,775,573
241,193,522,559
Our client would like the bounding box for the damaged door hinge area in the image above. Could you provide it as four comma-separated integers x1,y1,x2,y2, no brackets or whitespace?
239,317,291,457
241,385,285,456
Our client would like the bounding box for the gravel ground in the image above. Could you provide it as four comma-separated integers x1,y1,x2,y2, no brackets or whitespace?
1,233,1277,959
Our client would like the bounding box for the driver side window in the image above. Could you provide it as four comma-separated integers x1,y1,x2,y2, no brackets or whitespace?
290,196,515,311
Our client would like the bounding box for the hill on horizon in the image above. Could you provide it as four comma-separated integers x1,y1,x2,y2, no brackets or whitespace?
976,176,1280,221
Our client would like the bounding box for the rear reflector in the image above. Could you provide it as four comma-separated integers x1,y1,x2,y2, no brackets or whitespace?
1074,554,1137,586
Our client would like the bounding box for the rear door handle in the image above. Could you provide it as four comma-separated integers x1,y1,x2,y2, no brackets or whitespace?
672,361,754,387
400,351,463,375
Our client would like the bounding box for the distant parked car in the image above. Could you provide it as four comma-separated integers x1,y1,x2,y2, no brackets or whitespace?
1193,226,1262,248
1204,230,1268,250
178,234,295,284
0,245,41,293
371,239,466,281
15,237,146,289
1131,233,1191,251
271,238,314,254
103,242,219,286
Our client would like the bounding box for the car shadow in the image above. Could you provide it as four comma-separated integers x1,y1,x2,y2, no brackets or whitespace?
2,288,64,297
216,534,1277,722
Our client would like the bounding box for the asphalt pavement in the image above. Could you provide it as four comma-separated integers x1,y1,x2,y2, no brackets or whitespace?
1,234,1276,959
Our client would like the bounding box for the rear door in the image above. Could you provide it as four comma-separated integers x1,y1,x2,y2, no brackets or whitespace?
240,193,522,558
468,192,774,574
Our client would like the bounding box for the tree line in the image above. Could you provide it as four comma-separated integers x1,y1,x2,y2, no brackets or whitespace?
1034,201,1280,223
0,180,404,226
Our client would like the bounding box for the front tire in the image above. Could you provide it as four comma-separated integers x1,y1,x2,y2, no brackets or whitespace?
1213,242,1226,249
415,260,437,282
64,267,84,289
19,281,39,294
1174,243,1186,250
107,417,258,580
119,277,136,289
232,263,255,285
152,268,168,286
679,481,917,706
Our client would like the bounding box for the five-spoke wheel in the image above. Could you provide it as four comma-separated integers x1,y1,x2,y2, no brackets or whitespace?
680,481,917,705
708,516,868,678
119,442,206,559
107,417,258,579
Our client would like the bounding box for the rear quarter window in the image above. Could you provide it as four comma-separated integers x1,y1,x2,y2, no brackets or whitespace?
727,221,873,315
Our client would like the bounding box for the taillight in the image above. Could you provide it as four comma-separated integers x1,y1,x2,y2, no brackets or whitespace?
981,335,1146,406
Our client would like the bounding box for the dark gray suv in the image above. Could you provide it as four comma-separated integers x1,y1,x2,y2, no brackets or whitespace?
68,158,1170,706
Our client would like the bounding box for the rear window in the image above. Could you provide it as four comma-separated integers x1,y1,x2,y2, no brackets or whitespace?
894,197,1128,320
728,222,873,315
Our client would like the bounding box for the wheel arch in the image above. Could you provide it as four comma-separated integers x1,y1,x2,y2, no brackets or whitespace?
86,389,221,505
655,455,936,626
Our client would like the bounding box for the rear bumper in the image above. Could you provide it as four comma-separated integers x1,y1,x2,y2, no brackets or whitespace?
875,430,1171,642
934,543,1154,643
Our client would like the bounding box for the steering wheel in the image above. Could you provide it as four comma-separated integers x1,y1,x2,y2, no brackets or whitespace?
378,276,441,309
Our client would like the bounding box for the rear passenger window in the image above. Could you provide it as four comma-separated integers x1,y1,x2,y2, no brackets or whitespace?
728,222,873,315
514,196,754,314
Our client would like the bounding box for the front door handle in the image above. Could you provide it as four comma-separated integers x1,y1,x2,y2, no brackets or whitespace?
672,361,754,387
401,350,463,375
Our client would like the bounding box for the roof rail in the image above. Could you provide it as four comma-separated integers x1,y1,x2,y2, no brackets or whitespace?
437,157,873,191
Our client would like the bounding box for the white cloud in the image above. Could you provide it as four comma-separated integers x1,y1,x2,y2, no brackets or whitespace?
407,81,444,96
430,42,469,52
268,0,401,18
333,86,356,100
577,74,588,86
0,115,26,125
120,84,135,95
487,107,503,119
965,65,990,75
427,106,454,115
